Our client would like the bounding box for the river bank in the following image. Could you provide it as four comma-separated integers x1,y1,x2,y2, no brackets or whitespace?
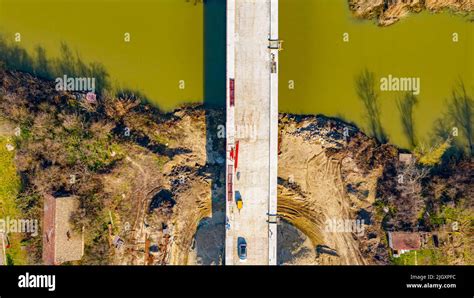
349,0,473,26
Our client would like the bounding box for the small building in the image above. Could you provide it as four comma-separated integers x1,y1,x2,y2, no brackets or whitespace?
42,195,84,265
399,153,413,165
113,236,124,249
388,232,421,257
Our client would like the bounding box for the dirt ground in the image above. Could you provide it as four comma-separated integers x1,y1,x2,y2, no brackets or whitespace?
187,211,225,265
277,114,384,265
101,108,223,265
277,219,317,265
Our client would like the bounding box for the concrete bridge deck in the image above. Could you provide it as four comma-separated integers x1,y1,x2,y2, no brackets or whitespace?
225,0,278,265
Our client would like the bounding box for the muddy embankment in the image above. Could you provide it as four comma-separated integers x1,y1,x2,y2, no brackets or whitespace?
349,0,473,26
278,114,398,265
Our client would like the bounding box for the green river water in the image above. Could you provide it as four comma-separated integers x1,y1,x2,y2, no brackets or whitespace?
0,0,472,148
280,0,473,148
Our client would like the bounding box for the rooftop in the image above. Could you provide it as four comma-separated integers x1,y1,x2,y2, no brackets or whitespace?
43,195,84,265
388,232,421,251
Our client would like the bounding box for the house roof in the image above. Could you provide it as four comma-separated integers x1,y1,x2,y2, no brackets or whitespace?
42,195,84,265
42,194,56,265
388,232,421,251
54,196,84,264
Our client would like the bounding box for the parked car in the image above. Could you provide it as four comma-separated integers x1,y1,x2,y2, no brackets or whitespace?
237,237,247,261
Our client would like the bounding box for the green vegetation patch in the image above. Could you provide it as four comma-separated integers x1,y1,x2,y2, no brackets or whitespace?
392,249,447,265
0,137,27,265
0,137,20,218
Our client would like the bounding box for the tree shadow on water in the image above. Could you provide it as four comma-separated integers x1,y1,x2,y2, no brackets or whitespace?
0,35,110,95
397,92,418,149
355,69,388,144
0,34,168,112
430,80,474,159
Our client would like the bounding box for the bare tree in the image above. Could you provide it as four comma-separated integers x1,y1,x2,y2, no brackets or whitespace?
393,160,429,228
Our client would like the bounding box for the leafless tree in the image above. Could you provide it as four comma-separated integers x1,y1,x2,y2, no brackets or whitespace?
392,160,429,228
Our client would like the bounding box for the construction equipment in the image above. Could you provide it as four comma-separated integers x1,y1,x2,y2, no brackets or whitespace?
236,198,243,211
268,38,284,51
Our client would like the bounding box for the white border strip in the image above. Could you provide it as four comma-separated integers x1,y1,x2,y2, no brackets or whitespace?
225,0,236,265
268,0,279,266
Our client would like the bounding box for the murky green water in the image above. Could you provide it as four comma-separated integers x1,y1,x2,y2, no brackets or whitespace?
0,0,472,148
280,0,473,148
0,0,204,111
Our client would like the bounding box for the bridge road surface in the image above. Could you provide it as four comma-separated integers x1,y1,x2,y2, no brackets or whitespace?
225,0,278,265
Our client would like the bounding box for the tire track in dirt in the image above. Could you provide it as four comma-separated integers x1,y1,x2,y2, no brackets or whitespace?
278,116,369,265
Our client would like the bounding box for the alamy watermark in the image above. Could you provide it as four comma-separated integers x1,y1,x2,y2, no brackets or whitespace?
55,75,96,93
217,124,258,141
324,218,365,236
0,217,39,237
380,74,420,95
18,272,55,292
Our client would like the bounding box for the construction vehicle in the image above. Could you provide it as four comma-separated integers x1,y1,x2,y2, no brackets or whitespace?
235,191,243,211
236,197,243,211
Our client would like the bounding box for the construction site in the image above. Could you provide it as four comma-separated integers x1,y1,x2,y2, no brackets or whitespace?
0,0,471,269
